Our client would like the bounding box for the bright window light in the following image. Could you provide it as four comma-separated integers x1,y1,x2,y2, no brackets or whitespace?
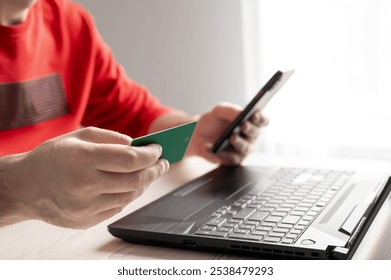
244,0,391,160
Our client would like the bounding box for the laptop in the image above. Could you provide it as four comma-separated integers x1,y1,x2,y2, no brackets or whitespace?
108,164,390,259
108,71,391,259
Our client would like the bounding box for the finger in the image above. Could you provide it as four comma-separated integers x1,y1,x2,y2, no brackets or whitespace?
230,134,251,155
91,143,163,173
215,149,244,166
204,143,244,166
98,158,169,193
250,110,269,127
240,121,260,140
76,127,132,145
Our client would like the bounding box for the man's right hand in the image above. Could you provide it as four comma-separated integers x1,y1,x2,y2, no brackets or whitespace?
0,127,169,229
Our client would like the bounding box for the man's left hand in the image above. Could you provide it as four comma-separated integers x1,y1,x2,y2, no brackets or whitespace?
187,102,268,165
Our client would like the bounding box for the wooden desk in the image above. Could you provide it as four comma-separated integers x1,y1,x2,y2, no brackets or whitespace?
1,154,390,260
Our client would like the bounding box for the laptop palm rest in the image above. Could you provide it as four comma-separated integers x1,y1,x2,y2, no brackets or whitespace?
142,167,262,221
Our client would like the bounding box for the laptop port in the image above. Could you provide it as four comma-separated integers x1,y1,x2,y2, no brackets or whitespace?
183,240,196,247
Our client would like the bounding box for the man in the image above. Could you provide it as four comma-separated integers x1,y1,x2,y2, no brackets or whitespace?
0,0,267,229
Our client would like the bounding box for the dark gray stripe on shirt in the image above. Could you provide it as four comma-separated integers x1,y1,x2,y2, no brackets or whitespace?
0,73,70,130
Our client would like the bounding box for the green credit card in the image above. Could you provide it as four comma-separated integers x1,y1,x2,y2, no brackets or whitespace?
131,121,197,164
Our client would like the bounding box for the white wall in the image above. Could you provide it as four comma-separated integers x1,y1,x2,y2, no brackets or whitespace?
75,0,247,114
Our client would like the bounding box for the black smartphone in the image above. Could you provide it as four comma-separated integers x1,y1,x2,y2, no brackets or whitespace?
211,70,294,153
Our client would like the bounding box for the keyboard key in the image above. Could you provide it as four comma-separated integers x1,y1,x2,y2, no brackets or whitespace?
281,215,301,225
281,237,295,244
263,236,281,243
298,219,310,226
281,203,296,209
264,203,280,208
242,194,257,200
246,203,261,209
290,229,302,235
217,227,233,233
293,206,310,212
276,207,292,213
239,224,255,231
286,233,298,240
194,229,228,238
257,207,276,213
228,233,262,241
252,199,267,205
232,208,256,220
265,215,282,224
228,218,242,224
307,210,318,216
272,211,287,217
285,199,300,204
216,210,227,216
276,223,293,229
200,225,217,231
210,212,221,218
268,231,286,238
231,201,247,209
233,229,250,235
243,220,259,227
316,201,327,207
273,227,290,234
248,211,269,222
302,198,317,204
306,195,321,200
261,221,277,228
309,191,324,196
251,230,268,236
294,225,306,231
269,199,284,204
302,216,313,221
220,222,238,228
226,210,238,216
256,225,273,232
206,217,227,227
298,202,313,208
290,210,306,216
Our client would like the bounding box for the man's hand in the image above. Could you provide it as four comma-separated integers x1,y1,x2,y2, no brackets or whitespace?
188,102,268,165
0,127,169,229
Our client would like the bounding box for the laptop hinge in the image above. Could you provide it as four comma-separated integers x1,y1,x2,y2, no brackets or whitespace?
332,177,391,260
346,217,366,249
331,217,366,259
330,246,349,260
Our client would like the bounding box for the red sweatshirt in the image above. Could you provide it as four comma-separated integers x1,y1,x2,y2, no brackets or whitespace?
0,0,171,156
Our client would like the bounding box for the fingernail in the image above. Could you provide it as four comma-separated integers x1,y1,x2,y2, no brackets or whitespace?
158,145,163,156
151,144,162,156
162,158,170,172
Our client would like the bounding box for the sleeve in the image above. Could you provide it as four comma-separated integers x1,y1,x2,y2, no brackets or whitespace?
79,12,172,138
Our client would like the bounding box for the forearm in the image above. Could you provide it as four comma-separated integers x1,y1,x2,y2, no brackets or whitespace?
148,110,201,157
148,110,198,134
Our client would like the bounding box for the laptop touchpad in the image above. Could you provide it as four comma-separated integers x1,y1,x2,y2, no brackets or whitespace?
142,195,215,221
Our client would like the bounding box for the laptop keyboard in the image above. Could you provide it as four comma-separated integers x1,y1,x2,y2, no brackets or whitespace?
194,168,353,244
